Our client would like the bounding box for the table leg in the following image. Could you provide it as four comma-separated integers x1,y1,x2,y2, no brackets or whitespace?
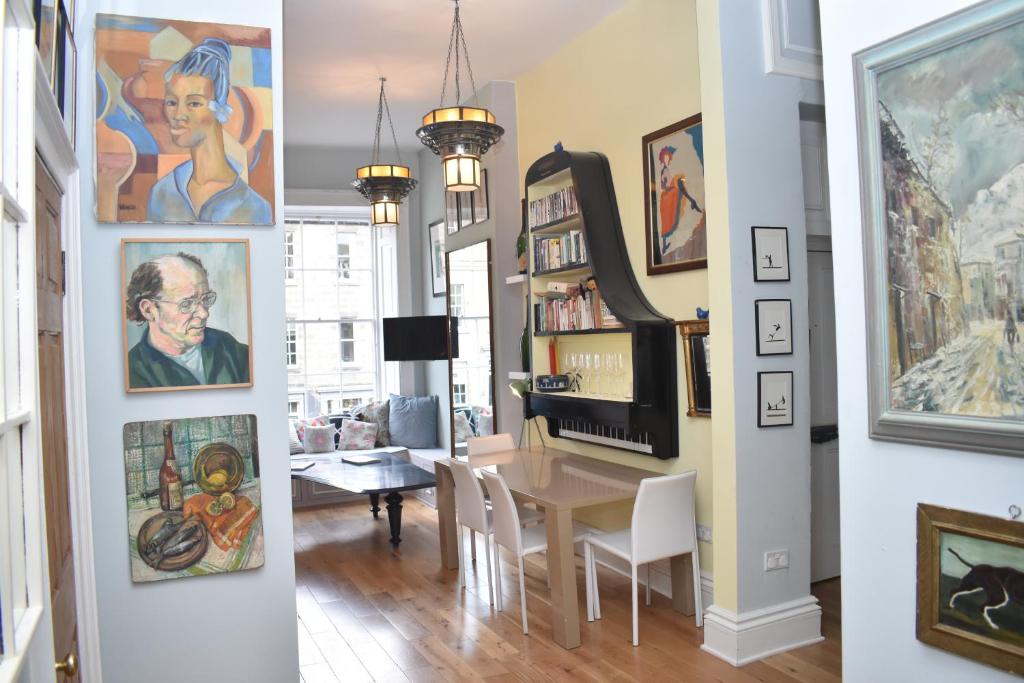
385,491,403,547
670,554,696,616
369,493,380,520
547,506,581,649
435,463,459,570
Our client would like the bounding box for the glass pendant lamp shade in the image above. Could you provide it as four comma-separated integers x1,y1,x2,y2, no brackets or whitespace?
443,154,480,192
371,199,400,226
351,78,416,226
417,1,503,192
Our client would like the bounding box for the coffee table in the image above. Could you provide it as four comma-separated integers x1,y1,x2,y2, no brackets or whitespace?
291,452,437,547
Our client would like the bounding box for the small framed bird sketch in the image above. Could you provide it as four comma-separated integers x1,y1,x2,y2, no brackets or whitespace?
751,226,790,282
755,299,793,355
757,371,793,427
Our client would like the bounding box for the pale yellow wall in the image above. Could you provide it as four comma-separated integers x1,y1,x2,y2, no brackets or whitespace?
515,0,712,571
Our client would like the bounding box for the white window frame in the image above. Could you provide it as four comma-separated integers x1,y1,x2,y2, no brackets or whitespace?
285,321,297,367
283,206,398,406
284,229,296,280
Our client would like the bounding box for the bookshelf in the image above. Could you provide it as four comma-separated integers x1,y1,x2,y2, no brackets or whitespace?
524,149,679,459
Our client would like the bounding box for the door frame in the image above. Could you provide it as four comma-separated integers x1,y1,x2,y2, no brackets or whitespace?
35,48,101,682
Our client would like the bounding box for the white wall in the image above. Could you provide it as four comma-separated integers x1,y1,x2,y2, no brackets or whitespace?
77,2,299,681
820,2,1022,681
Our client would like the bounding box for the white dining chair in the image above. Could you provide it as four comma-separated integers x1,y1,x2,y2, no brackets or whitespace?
584,470,702,646
467,434,543,545
481,470,591,635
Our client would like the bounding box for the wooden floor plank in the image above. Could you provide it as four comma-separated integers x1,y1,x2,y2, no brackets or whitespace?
293,497,842,683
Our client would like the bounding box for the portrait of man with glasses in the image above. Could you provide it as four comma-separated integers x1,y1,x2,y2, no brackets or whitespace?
123,240,252,391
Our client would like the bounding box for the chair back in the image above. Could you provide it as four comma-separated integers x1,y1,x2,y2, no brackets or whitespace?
481,470,523,556
631,471,697,565
449,459,488,533
467,433,515,456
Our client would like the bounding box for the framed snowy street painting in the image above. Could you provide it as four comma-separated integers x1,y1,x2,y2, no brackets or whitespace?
855,1,1024,456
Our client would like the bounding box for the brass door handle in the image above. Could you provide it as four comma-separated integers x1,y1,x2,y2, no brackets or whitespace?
55,652,78,677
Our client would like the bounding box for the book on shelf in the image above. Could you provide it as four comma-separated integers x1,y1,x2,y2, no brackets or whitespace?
532,283,622,333
533,229,587,272
529,185,579,228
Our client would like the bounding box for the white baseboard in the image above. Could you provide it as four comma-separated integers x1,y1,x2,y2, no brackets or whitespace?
700,596,823,666
577,542,713,611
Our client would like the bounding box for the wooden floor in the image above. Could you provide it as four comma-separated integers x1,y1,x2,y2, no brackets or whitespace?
293,498,842,682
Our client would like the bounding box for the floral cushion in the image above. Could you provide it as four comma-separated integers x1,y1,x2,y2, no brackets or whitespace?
295,415,327,443
288,421,304,454
338,420,379,451
355,400,390,447
303,424,337,454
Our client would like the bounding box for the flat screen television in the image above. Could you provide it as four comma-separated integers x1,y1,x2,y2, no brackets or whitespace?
383,315,458,361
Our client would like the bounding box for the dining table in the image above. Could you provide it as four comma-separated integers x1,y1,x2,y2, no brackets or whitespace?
434,446,696,650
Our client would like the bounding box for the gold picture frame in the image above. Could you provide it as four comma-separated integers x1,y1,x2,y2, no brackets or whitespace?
678,320,710,417
917,503,1024,675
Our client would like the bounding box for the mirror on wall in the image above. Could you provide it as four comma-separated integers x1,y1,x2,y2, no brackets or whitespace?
446,240,496,453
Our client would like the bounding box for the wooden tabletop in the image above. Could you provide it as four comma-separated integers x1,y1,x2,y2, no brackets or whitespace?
291,452,436,495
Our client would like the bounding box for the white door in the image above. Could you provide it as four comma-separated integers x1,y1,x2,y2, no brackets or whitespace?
0,1,58,681
800,114,841,583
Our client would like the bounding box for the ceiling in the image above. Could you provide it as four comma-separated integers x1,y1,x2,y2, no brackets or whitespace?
283,0,629,151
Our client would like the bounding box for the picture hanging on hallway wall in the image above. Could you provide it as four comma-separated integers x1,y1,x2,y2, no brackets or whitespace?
755,299,793,355
123,414,264,583
428,218,446,297
643,113,706,275
121,238,253,392
751,226,790,282
95,14,275,225
856,3,1024,456
916,503,1024,674
757,371,793,427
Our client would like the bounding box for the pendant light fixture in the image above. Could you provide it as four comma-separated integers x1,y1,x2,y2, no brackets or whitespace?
353,77,417,226
417,0,503,192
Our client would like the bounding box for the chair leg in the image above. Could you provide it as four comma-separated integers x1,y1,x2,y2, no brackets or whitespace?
470,531,477,562
691,548,703,628
631,564,639,646
457,524,466,588
585,541,594,622
518,555,529,635
483,533,494,606
493,537,503,612
645,563,652,606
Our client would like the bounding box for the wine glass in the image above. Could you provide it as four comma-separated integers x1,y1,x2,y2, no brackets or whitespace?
593,353,604,396
581,354,592,394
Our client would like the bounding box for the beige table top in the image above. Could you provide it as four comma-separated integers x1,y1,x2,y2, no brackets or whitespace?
441,446,655,511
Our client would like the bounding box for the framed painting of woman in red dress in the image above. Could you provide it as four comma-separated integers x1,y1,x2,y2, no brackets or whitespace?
643,113,706,275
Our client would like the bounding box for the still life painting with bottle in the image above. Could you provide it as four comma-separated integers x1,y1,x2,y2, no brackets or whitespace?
123,413,264,583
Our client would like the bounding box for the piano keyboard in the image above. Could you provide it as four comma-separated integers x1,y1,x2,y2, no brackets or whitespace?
555,418,654,455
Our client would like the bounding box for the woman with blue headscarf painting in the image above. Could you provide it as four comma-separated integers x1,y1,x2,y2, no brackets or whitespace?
147,38,272,224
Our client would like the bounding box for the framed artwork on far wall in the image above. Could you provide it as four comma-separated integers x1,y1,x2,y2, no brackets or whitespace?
643,113,707,275
34,0,59,87
856,1,1024,457
916,503,1024,675
755,299,793,355
121,238,253,393
757,371,793,427
678,320,711,417
428,219,446,298
751,226,790,281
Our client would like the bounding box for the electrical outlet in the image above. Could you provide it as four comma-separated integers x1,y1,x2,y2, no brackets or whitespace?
696,524,712,543
764,549,790,572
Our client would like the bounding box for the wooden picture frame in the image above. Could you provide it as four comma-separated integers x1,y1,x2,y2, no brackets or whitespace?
755,299,793,355
757,370,793,427
855,2,1024,457
121,238,254,393
678,320,710,417
643,113,706,275
917,503,1024,675
751,226,790,282
428,219,446,298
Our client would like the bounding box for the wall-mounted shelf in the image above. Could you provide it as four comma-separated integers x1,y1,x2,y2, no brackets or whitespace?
505,273,527,285
524,149,678,459
508,371,531,380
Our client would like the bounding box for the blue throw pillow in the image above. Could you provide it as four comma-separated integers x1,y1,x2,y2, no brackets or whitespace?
388,394,438,448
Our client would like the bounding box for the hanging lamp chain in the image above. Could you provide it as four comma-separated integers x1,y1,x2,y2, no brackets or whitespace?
438,0,480,108
371,77,403,166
